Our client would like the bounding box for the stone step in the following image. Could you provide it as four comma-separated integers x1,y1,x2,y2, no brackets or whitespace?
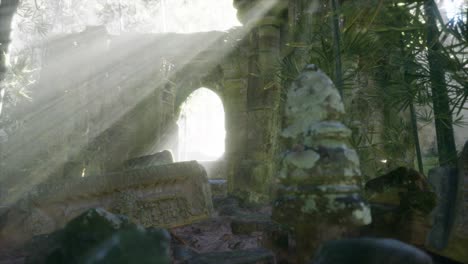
185,248,275,264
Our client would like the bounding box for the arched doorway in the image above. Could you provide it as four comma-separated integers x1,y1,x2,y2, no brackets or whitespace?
177,88,225,162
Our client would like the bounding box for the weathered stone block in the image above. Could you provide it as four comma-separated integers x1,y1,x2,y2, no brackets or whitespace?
363,167,435,247
272,65,370,262
223,79,248,111
225,113,247,155
0,161,213,245
123,150,174,169
246,110,276,157
230,160,273,204
223,59,249,79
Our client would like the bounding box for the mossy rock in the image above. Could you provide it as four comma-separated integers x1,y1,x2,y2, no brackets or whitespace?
26,208,171,264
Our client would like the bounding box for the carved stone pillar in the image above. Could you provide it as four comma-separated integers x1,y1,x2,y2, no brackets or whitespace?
228,0,288,204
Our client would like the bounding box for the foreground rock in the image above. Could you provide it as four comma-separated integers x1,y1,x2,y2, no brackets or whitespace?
427,141,468,263
310,238,433,264
26,208,171,264
186,248,274,264
364,167,436,246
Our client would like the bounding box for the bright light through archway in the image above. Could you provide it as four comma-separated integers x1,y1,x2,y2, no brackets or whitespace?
177,88,225,161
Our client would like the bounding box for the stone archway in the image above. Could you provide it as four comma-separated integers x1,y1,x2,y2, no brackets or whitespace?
176,87,225,162
173,86,227,180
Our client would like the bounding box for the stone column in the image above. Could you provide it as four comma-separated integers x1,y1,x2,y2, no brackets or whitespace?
229,0,287,204
272,65,371,262
222,40,249,198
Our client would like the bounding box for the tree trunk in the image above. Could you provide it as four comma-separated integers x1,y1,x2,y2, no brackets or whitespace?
330,0,343,97
0,0,19,116
424,0,458,166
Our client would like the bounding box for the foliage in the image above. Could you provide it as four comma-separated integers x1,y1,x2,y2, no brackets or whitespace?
279,0,466,176
0,59,36,142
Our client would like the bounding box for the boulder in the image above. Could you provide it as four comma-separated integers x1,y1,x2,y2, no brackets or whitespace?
25,208,171,264
186,248,275,264
364,167,436,246
310,238,433,264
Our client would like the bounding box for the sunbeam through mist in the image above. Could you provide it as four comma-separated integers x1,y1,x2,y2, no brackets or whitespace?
0,0,280,206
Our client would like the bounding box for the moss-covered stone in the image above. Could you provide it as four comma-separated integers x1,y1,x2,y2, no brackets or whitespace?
272,65,371,261
26,208,171,264
186,248,274,264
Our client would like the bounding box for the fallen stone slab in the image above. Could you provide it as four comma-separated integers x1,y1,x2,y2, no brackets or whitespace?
0,161,213,245
186,248,275,264
124,150,174,169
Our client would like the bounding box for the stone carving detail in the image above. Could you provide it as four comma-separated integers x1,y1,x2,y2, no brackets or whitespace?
135,197,190,227
0,161,213,244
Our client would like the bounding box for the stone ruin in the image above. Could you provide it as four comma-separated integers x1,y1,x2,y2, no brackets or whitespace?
0,64,445,263
0,161,213,245
272,65,371,262
0,63,437,264
355,142,468,263
123,150,174,169
0,1,465,263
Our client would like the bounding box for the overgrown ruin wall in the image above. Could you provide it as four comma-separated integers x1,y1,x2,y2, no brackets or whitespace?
0,1,294,205
1,0,429,206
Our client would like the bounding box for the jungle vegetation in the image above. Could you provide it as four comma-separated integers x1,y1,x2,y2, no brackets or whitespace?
280,0,467,177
